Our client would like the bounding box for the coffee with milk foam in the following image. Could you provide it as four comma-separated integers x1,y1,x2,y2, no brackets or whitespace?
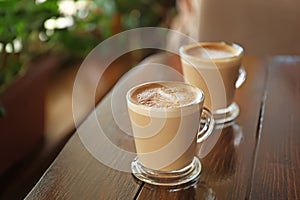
130,83,200,108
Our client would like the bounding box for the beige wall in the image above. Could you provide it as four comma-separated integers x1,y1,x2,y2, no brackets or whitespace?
171,0,300,56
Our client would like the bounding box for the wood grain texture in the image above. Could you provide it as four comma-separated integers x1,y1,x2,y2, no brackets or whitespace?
26,55,300,200
25,94,142,200
250,56,300,200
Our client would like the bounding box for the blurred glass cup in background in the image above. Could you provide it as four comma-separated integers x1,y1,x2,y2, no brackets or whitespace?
180,42,246,126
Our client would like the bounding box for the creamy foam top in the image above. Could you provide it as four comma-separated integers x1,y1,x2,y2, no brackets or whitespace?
130,83,200,108
186,43,238,59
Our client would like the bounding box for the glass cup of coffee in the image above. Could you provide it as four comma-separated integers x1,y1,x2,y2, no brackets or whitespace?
126,81,215,186
179,42,246,126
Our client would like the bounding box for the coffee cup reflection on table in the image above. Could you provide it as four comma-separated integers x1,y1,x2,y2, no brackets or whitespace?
200,124,243,182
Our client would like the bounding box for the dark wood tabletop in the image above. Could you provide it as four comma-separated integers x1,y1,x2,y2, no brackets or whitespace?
25,55,300,200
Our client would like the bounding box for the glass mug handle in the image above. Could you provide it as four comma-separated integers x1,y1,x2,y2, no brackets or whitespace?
197,107,215,143
235,66,247,88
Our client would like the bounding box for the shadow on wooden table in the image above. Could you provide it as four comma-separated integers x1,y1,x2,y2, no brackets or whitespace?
0,53,135,200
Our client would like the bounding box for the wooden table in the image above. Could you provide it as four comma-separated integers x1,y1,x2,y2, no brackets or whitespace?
25,55,300,199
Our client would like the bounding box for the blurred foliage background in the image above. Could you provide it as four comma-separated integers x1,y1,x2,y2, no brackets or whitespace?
0,0,176,94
